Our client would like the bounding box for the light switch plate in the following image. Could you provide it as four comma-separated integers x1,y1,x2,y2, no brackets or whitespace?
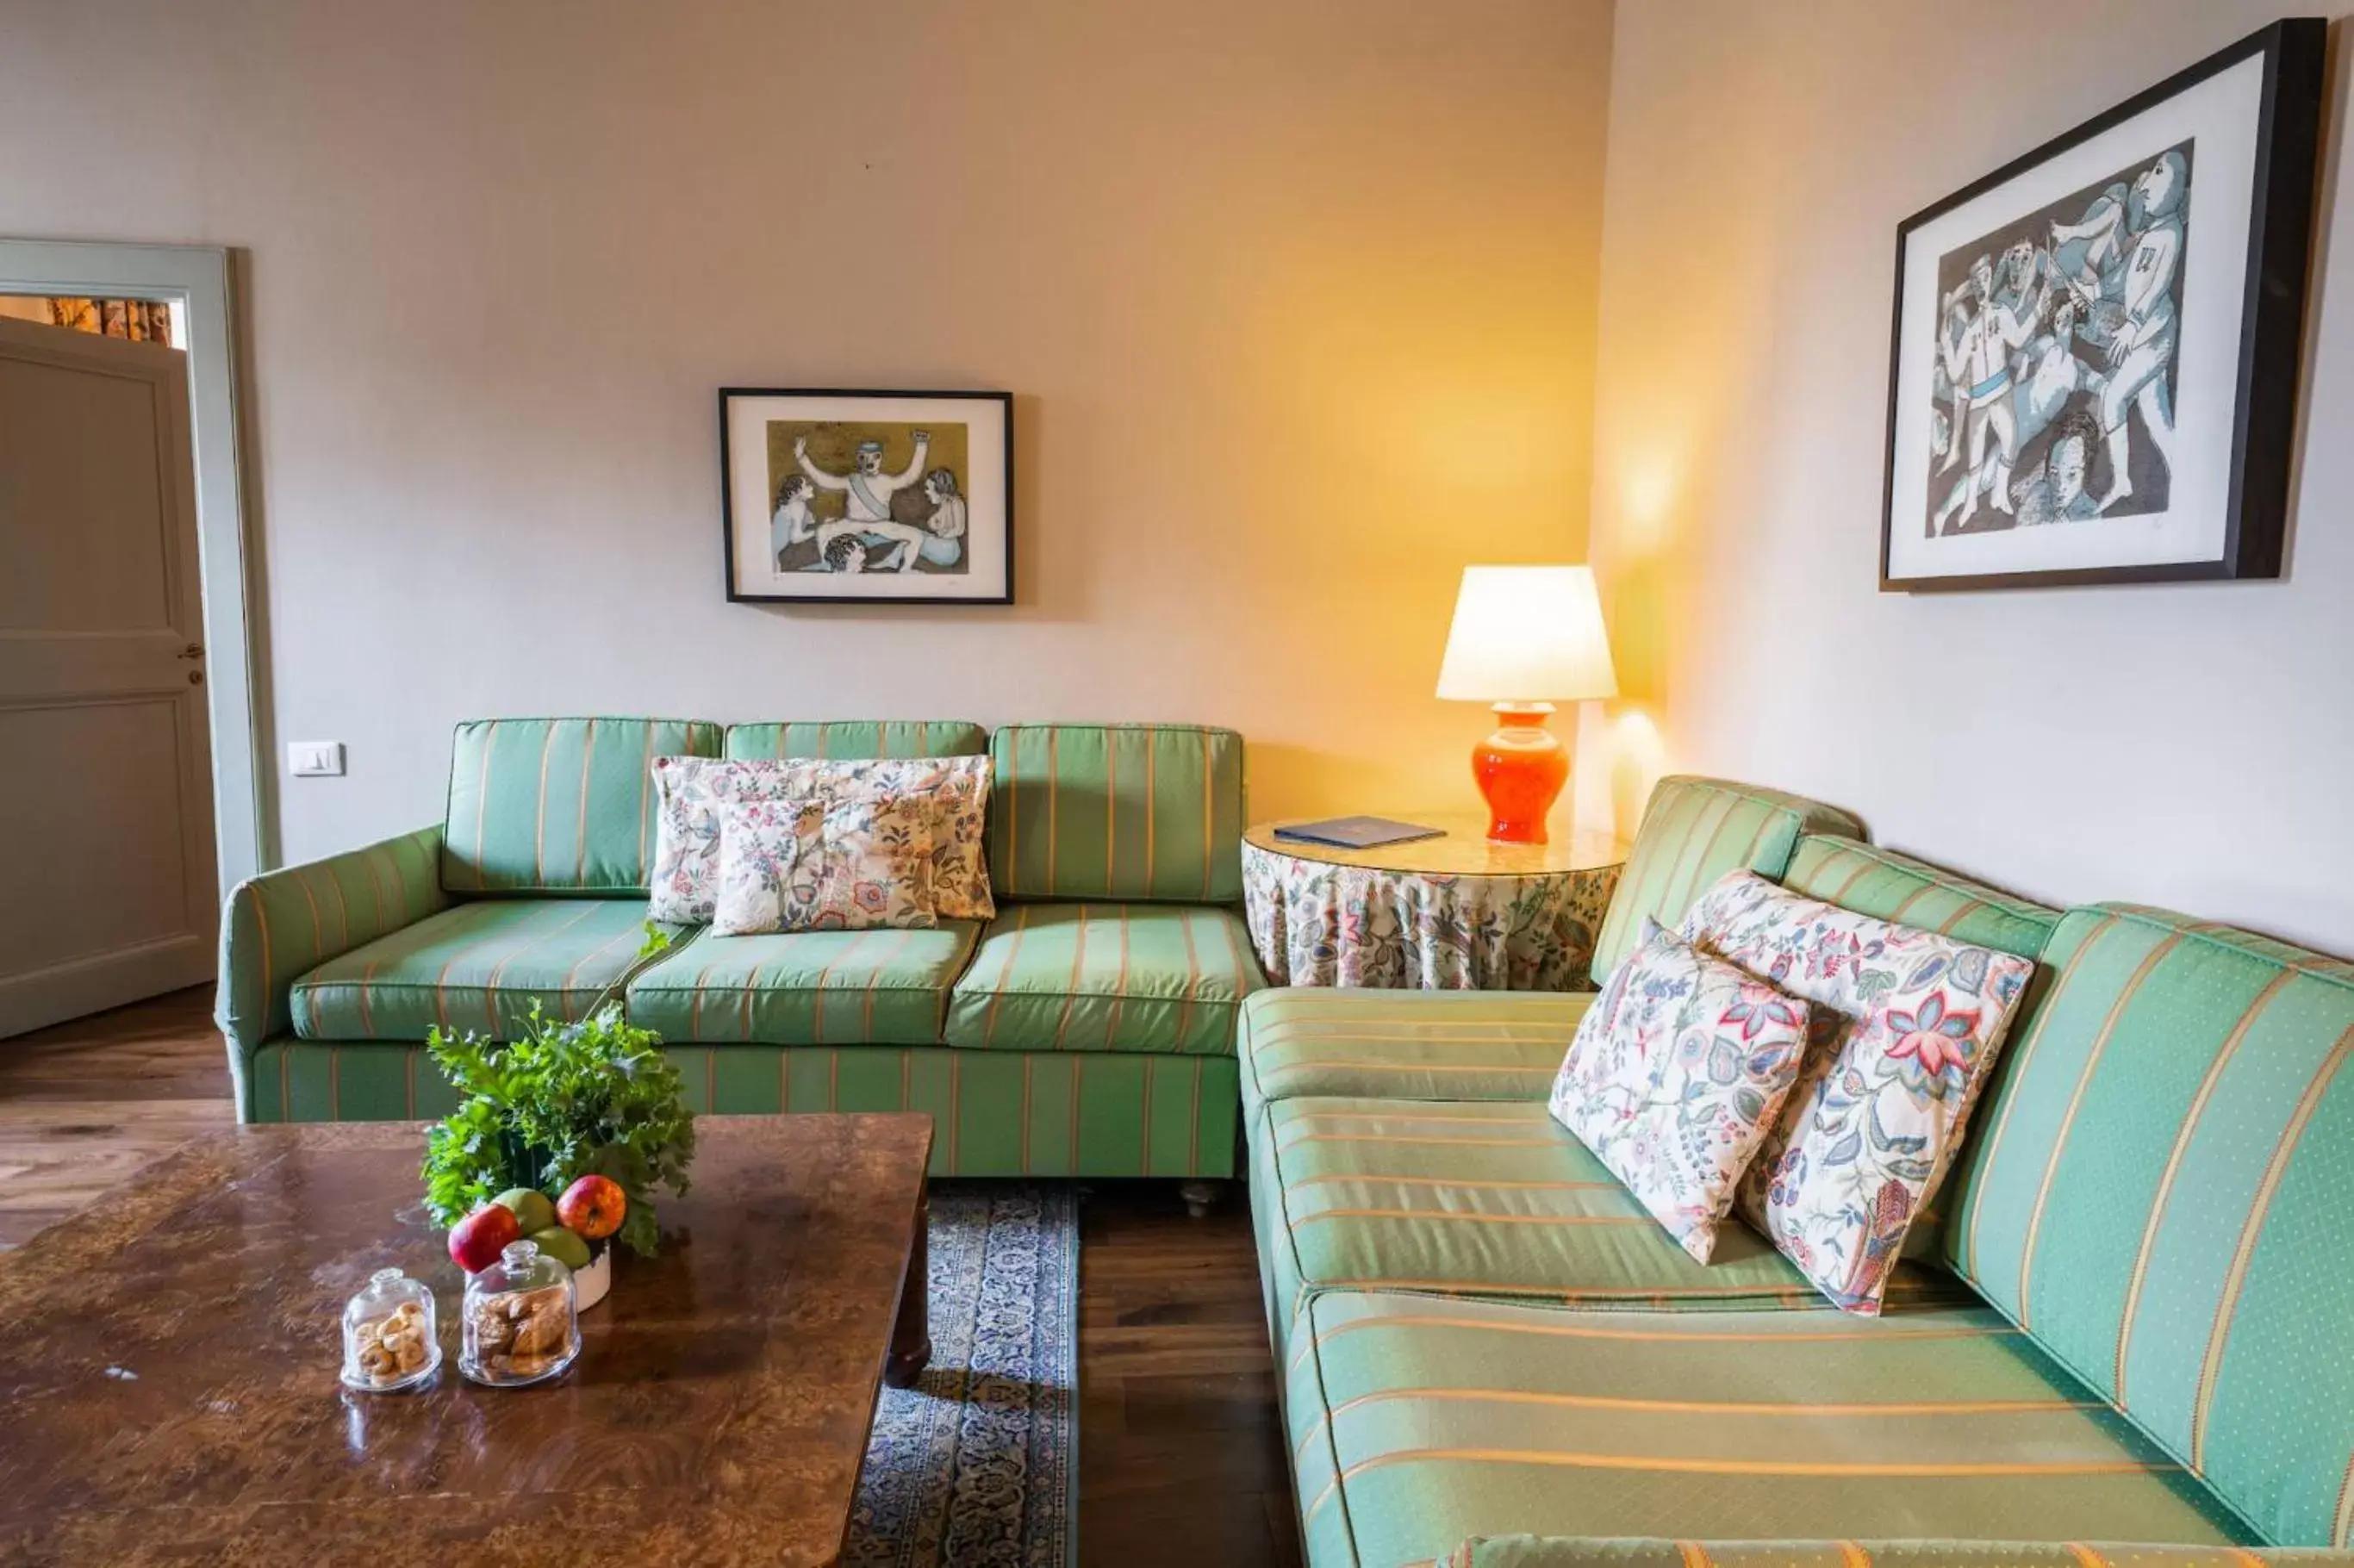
289,741,346,777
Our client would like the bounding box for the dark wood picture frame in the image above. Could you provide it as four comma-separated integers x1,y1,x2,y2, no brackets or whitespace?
719,386,1015,606
1879,19,2324,592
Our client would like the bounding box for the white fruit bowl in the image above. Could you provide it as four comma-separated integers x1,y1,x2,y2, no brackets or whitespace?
573,1246,611,1311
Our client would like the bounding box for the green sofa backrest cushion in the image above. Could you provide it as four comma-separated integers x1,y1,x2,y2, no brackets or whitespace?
1590,775,1863,987
723,719,987,760
1942,903,2354,1547
987,723,1245,903
440,717,723,895
1778,834,2060,960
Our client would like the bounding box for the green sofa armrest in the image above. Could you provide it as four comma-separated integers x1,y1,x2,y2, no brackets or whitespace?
215,824,451,1120
1450,1542,2354,1568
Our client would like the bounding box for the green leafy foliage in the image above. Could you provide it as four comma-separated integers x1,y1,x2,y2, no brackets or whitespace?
420,1002,694,1258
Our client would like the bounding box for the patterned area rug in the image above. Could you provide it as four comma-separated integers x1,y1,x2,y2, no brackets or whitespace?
845,1184,1078,1568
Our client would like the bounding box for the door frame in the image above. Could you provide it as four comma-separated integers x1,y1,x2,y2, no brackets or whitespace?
0,238,265,890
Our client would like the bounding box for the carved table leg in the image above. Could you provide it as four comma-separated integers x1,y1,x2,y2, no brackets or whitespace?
885,1184,932,1388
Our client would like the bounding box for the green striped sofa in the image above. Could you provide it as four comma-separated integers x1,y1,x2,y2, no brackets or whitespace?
216,716,1262,1178
1242,776,2354,1566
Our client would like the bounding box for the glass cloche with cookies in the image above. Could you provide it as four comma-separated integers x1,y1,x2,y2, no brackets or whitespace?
458,1237,581,1387
340,1266,442,1392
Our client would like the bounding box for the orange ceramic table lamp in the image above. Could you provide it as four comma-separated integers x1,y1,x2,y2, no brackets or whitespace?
1435,564,1619,845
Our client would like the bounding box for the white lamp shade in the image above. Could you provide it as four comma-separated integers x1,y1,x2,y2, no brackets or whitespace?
1435,564,1619,703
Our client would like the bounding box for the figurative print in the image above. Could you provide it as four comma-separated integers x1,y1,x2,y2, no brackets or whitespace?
766,421,972,575
1924,142,2189,538
1879,22,2320,590
721,389,1013,604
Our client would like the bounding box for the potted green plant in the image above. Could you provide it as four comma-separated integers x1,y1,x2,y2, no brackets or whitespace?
420,999,695,1304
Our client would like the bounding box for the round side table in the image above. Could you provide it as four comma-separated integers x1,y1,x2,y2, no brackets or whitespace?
1242,812,1628,992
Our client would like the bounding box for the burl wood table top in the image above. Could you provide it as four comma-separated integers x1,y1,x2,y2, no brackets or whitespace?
0,1114,933,1567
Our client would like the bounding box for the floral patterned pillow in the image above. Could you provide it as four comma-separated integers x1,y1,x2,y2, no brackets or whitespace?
649,756,992,926
712,795,938,936
1680,870,2036,1315
775,757,993,922
1548,918,1811,1264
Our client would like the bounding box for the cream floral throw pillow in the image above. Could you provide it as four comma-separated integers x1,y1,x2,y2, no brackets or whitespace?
649,756,992,926
711,795,938,936
1680,870,2036,1315
775,757,993,921
1548,918,1811,1264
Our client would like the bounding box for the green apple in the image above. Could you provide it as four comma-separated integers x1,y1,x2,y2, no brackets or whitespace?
530,1224,592,1271
495,1187,557,1235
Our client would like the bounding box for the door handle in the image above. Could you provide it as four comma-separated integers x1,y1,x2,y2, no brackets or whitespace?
178,644,204,660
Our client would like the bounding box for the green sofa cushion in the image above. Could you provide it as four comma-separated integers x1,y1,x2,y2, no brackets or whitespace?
288,899,667,1042
247,1041,1238,1178
1287,1291,2249,1568
987,723,1246,903
440,717,723,894
1239,988,1590,1124
1253,1097,1960,1347
720,719,987,760
1590,776,1863,989
1779,833,2060,959
623,924,980,1048
1943,904,2354,1549
943,901,1262,1055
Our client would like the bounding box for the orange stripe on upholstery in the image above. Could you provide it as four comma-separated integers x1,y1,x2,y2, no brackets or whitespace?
573,719,598,883
1289,1311,2015,1375
1288,1209,1653,1230
2114,968,2295,1399
1278,1132,1565,1150
530,724,557,885
1304,1450,2171,1526
980,906,1034,1048
1143,731,1158,893
1199,729,1214,899
634,725,657,884
1263,1061,1559,1079
2018,934,2186,1327
1045,728,1060,893
1317,1385,2099,1429
1282,1175,1621,1195
1960,913,2120,1279
808,928,875,1045
1050,904,1091,1048
2191,1021,2354,1472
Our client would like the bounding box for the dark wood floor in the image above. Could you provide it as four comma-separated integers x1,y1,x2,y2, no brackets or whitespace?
0,987,1302,1568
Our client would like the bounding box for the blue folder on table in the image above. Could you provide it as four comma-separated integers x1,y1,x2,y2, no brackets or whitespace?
1272,817,1445,850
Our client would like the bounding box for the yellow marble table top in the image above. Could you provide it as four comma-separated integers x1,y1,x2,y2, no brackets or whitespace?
1243,812,1628,878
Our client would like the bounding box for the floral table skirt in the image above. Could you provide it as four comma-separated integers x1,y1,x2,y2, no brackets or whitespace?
1242,841,1621,992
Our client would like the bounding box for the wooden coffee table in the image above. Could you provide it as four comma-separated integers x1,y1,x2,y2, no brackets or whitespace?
0,1114,932,1567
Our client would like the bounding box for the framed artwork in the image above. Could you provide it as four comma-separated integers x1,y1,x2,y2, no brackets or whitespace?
720,388,1012,604
1880,20,2322,592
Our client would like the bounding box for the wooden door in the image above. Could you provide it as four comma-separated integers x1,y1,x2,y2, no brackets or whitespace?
0,315,217,1036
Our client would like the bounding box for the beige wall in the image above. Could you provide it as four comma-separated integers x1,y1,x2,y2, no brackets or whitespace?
1588,1,2354,949
0,0,1614,864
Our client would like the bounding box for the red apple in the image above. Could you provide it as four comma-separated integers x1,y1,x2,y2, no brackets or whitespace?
557,1174,626,1241
448,1202,521,1273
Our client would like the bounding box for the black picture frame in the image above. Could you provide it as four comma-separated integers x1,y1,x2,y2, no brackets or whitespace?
719,386,1015,606
1879,19,2324,592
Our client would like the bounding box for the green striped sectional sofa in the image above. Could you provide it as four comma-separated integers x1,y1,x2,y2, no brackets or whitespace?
216,716,1262,1178
1242,776,2354,1567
